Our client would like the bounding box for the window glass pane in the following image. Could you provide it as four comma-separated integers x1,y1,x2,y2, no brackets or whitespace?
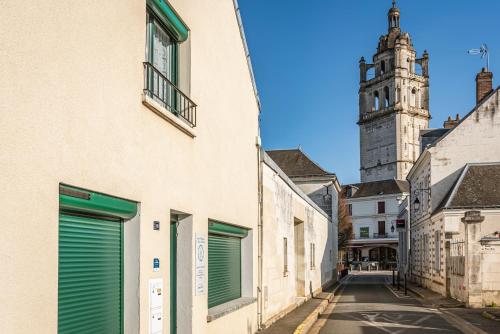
152,20,173,80
360,227,370,238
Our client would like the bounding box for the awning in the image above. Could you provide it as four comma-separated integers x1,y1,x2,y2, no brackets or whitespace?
148,0,189,42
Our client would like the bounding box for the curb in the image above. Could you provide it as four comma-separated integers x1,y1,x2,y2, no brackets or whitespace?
481,311,500,322
406,285,488,334
405,285,425,299
292,276,348,334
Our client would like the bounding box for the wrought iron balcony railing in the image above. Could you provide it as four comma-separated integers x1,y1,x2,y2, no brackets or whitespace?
143,62,197,127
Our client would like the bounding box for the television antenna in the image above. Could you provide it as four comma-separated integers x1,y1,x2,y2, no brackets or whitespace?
468,44,490,70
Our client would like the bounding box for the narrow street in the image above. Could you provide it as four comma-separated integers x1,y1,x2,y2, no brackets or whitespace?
315,272,463,334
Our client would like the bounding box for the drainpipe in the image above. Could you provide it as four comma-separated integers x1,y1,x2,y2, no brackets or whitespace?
232,0,263,327
256,145,264,329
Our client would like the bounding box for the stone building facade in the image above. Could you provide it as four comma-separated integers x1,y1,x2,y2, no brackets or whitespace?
358,1,430,182
407,71,500,307
259,151,337,328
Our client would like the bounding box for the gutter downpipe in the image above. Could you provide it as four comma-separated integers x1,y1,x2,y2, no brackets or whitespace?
256,146,264,329
232,0,263,327
232,0,261,110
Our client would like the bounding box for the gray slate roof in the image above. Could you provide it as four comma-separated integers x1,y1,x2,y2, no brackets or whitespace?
437,163,500,211
346,179,409,199
266,149,334,178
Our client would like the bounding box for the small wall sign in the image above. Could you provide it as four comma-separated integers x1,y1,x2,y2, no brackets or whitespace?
153,258,160,272
153,221,160,230
195,234,206,295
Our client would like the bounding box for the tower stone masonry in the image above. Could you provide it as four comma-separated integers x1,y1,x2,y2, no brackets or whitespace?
358,1,430,182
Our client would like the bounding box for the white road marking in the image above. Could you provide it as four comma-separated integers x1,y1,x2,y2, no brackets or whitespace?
356,313,444,334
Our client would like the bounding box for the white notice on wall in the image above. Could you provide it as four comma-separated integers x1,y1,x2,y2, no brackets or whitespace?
195,233,206,295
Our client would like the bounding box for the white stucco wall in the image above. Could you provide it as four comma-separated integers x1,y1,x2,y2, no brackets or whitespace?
348,194,401,239
424,90,500,212
0,0,260,333
261,163,333,325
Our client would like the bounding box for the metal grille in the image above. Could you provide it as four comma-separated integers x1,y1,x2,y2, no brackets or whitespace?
449,239,465,276
144,62,197,127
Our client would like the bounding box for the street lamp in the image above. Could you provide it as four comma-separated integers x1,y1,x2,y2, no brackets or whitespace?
412,188,430,212
390,223,395,233
413,197,421,212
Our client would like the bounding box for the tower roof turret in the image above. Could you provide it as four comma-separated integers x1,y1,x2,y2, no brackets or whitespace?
388,0,400,32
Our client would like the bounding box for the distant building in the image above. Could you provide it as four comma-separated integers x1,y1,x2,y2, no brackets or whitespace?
358,0,430,182
345,179,408,269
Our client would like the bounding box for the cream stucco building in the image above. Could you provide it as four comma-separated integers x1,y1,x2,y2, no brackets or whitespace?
1,0,261,333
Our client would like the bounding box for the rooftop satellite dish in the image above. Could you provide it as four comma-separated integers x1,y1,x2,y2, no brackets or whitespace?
468,44,490,70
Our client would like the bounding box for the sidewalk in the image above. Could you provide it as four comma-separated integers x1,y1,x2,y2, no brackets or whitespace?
406,281,500,334
259,283,338,334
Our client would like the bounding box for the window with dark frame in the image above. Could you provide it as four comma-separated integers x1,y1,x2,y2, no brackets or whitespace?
377,201,386,214
347,204,352,216
378,221,386,236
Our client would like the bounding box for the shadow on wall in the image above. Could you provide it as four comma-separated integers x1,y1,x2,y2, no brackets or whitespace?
320,234,336,287
308,187,333,217
429,167,464,211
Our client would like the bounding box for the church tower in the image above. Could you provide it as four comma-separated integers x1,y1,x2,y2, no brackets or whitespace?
358,1,430,182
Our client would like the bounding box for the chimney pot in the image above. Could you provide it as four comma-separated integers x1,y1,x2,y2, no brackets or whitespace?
476,69,493,104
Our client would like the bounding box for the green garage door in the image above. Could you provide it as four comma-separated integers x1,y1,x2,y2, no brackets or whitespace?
58,214,123,334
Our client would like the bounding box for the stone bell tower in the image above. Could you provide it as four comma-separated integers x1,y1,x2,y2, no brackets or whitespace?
358,0,430,182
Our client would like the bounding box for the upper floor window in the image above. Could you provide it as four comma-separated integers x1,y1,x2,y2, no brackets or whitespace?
374,91,380,111
384,86,390,108
347,204,353,216
377,201,385,214
147,12,178,85
144,1,196,127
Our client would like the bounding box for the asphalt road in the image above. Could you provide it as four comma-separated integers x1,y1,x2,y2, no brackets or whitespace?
316,272,463,334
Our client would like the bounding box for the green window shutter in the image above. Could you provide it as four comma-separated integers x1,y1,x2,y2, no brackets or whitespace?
58,214,123,334
208,234,241,308
147,0,189,42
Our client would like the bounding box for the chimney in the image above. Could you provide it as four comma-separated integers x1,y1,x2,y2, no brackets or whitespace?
443,114,461,129
476,67,493,103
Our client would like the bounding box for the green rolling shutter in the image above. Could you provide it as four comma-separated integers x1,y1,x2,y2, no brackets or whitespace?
58,214,123,334
208,234,241,308
147,0,189,42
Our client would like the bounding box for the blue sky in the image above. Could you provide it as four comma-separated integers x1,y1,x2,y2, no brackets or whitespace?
238,0,500,184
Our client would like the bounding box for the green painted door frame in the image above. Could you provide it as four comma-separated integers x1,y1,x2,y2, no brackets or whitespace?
170,220,177,334
58,185,136,334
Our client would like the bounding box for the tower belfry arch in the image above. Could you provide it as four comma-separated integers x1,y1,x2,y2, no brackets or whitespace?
358,1,430,182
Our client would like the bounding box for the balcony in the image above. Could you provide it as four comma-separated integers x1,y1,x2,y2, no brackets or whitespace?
373,233,388,239
143,62,197,127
